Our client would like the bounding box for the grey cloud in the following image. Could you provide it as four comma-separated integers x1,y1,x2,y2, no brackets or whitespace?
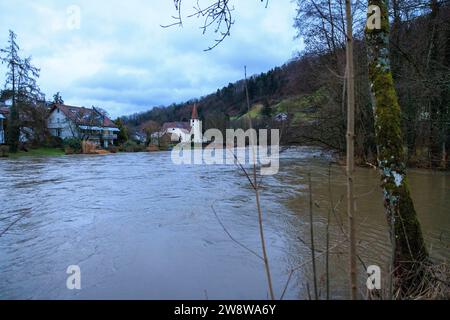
0,0,302,118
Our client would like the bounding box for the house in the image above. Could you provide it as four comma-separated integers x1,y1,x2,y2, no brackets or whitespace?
161,121,192,143
47,104,119,148
131,131,147,144
274,112,288,122
0,106,9,145
160,105,204,144
0,100,43,144
0,114,5,144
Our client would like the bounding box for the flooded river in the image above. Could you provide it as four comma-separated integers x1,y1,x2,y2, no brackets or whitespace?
0,147,448,299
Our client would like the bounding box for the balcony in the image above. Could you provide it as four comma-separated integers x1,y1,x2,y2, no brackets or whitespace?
102,133,118,140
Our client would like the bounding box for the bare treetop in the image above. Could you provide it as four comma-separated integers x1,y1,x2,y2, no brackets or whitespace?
163,0,269,51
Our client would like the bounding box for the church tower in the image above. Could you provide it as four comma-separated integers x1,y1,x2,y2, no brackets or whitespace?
190,104,203,144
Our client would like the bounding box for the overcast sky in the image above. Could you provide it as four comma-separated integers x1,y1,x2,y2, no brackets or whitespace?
0,0,303,118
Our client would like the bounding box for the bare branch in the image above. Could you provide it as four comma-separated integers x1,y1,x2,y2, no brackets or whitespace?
164,1,268,51
211,202,264,261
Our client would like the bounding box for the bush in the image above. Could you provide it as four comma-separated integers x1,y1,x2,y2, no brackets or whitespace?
81,140,97,154
0,145,9,157
119,140,146,152
44,136,63,148
146,144,159,152
108,145,118,153
63,137,82,154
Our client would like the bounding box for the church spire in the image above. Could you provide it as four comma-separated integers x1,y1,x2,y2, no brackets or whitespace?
191,104,198,120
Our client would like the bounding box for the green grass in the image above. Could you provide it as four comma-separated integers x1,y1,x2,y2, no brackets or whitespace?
229,88,327,124
273,89,327,125
233,103,264,120
246,104,263,118
8,147,65,158
274,96,308,113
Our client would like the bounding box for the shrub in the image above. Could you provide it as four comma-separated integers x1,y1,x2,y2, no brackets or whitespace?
0,145,9,157
108,145,118,153
45,136,64,148
119,140,146,152
63,137,82,154
81,140,97,154
146,144,159,152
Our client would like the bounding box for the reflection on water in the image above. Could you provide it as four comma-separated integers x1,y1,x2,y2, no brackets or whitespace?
0,148,448,299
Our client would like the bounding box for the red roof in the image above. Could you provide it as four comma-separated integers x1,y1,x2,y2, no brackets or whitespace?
50,104,117,128
0,107,9,116
191,104,198,119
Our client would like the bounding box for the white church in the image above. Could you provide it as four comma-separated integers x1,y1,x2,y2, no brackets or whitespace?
160,105,204,144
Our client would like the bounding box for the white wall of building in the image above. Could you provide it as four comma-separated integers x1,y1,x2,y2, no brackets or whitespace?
47,109,79,139
190,119,203,144
166,127,190,143
163,120,205,144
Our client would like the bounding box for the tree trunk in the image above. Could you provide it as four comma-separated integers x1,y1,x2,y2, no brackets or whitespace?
7,63,19,153
365,0,429,297
441,141,447,169
345,0,357,300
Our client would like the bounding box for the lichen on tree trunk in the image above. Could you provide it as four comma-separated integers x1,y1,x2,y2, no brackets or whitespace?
365,0,429,297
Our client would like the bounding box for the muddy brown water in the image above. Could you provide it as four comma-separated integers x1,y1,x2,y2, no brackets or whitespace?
0,147,448,299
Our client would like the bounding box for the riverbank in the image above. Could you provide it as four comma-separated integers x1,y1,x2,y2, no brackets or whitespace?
2,144,449,172
331,150,449,171
5,147,65,158
0,146,161,158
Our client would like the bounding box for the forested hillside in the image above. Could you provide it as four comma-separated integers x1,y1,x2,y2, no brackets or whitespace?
122,2,449,169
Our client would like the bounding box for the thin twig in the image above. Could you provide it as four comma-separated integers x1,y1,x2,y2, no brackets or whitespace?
326,164,332,300
280,237,350,300
211,202,264,261
308,172,319,300
0,211,29,238
244,65,275,300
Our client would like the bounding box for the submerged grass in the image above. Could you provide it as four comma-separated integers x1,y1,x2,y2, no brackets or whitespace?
8,147,65,158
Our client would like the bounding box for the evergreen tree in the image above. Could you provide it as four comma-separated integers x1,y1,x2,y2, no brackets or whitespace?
261,100,272,119
53,92,64,104
1,30,41,152
114,118,129,145
0,30,21,152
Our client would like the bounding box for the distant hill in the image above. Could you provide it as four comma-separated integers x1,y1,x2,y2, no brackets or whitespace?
121,4,450,169
120,55,320,128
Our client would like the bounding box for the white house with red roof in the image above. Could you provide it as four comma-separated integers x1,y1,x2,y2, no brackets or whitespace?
161,105,203,144
47,104,119,148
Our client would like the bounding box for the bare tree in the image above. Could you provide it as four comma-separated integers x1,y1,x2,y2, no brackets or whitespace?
345,0,357,300
140,120,161,145
163,0,269,51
